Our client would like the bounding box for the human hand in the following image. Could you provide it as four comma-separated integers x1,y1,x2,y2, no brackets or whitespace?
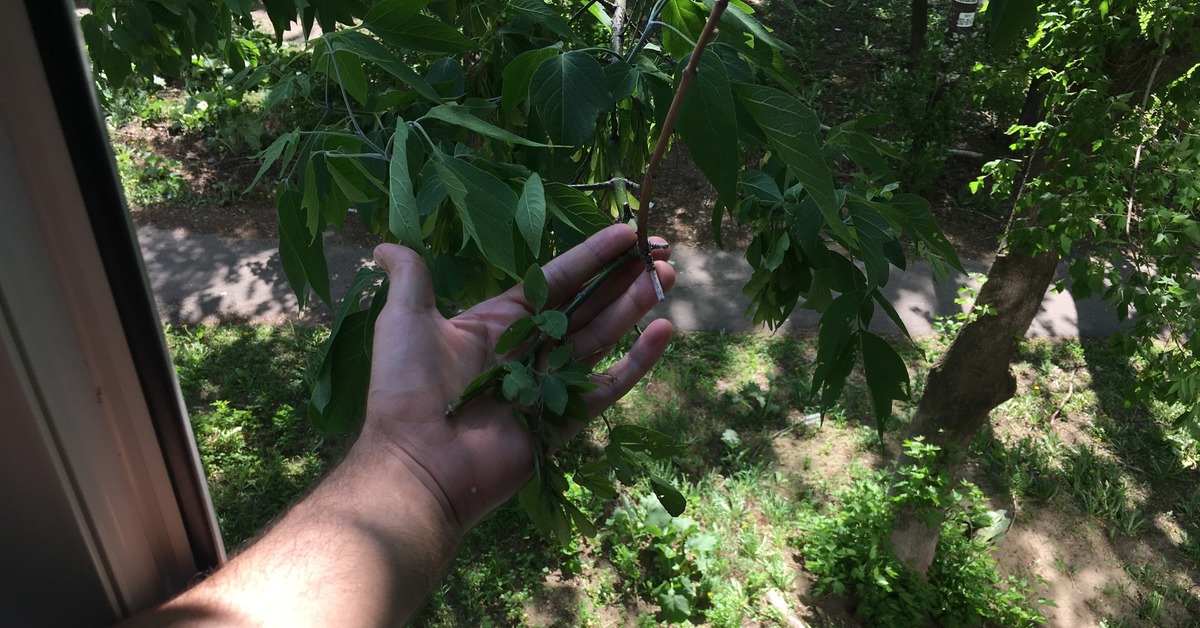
357,224,674,532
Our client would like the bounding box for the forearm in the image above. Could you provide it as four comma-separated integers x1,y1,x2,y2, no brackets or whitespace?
127,440,461,626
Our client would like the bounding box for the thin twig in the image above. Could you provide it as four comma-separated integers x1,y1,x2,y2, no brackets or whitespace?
569,0,602,25
327,36,385,155
1125,20,1172,234
635,0,730,300
567,177,641,191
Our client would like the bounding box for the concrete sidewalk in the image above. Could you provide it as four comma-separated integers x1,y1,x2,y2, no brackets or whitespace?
137,225,1123,338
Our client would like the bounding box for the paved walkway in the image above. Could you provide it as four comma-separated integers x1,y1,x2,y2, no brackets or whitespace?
138,225,1123,338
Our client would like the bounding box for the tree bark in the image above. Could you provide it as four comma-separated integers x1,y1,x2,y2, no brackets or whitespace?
909,0,929,70
891,248,1059,574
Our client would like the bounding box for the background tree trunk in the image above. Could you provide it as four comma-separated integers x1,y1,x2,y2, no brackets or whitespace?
909,0,929,69
891,249,1059,574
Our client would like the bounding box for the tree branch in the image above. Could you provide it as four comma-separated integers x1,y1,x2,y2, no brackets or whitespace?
1125,21,1172,234
635,0,729,300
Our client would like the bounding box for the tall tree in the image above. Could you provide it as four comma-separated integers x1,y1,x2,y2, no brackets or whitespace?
890,0,1200,574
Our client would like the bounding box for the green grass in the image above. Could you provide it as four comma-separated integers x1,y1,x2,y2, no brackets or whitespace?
165,323,349,547
168,324,1200,625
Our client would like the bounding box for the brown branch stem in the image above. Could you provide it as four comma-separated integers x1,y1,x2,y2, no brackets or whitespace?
635,0,729,295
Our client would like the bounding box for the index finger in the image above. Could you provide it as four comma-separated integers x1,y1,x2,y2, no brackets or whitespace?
507,224,640,308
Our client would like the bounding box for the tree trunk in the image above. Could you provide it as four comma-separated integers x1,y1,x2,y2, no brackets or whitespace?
891,248,1059,574
909,0,929,69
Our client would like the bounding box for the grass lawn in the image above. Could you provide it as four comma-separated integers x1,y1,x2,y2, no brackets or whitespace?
167,325,1200,626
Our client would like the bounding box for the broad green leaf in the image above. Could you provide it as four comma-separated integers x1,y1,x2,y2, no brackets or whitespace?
433,155,519,276
363,0,430,26
742,170,783,205
364,11,475,54
331,32,443,103
388,121,423,250
309,280,388,433
459,363,504,402
736,84,842,241
859,331,910,427
502,366,540,406
649,472,687,516
764,231,790,271
495,317,536,354
702,0,796,55
421,104,555,148
547,344,573,369
658,589,691,623
811,293,859,394
610,425,688,458
520,471,571,543
546,183,612,250
248,130,298,192
872,194,963,271
517,174,547,256
329,48,368,105
848,201,893,291
529,51,612,146
533,310,568,338
509,0,575,40
502,46,562,115
276,182,332,308
541,374,568,415
660,0,705,58
523,263,549,310
677,53,739,244
986,0,1038,48
604,61,638,102
873,290,910,338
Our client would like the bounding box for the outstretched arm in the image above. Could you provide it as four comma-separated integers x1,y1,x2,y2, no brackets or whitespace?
123,224,674,626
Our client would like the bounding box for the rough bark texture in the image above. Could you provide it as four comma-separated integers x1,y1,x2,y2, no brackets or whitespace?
891,248,1059,574
909,0,929,69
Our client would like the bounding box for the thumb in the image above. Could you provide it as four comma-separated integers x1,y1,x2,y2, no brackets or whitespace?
373,244,436,313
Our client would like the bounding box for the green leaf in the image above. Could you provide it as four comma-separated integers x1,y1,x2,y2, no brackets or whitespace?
703,0,796,55
509,0,575,40
737,84,843,241
542,374,568,415
604,61,638,102
364,11,475,54
520,470,571,543
660,0,705,58
459,363,504,403
523,264,549,310
329,47,368,105
529,51,612,146
649,472,687,516
848,201,893,291
764,231,790,271
872,194,963,272
545,183,611,250
276,182,332,308
677,52,739,243
986,0,1038,48
248,130,298,192
860,331,910,427
388,120,423,250
309,280,388,433
533,310,568,338
502,365,540,406
514,174,548,257
742,170,783,205
548,344,573,369
331,32,443,103
811,293,859,394
495,317,536,354
433,155,519,276
501,46,562,115
421,104,555,148
610,425,688,458
363,0,430,26
658,589,691,623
